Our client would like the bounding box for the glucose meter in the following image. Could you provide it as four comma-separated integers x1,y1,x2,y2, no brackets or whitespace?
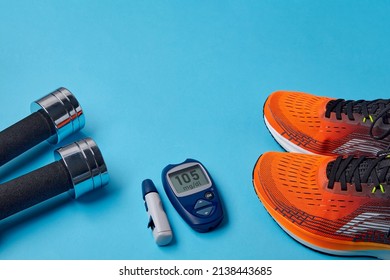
161,159,224,232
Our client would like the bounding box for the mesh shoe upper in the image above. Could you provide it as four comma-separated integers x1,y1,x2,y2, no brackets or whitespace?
264,91,390,156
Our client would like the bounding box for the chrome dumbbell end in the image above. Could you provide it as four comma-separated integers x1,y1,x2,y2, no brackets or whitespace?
31,87,85,144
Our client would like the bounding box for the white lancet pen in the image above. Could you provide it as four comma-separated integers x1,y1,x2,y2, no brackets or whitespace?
142,179,173,246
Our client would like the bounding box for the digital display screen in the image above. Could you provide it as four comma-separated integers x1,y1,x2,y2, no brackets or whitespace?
168,164,210,194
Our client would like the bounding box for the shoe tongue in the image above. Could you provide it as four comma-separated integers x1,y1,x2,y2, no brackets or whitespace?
326,157,390,185
326,99,388,119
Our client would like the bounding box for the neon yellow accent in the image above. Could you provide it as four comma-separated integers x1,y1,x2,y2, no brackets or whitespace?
372,184,386,193
363,115,374,123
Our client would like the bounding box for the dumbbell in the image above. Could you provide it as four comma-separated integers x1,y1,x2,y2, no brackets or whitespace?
0,87,84,167
0,138,109,220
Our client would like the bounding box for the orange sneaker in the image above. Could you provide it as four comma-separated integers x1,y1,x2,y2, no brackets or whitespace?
252,151,390,259
264,91,390,156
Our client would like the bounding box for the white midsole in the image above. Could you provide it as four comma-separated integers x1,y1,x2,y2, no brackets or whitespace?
264,116,315,155
273,213,389,259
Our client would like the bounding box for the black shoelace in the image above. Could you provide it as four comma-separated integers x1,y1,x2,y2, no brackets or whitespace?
325,99,390,140
327,152,390,193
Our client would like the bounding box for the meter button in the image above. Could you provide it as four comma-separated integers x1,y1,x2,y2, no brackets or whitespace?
194,199,212,210
196,206,214,216
204,191,214,200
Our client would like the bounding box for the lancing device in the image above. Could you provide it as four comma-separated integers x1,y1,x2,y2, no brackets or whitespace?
142,179,173,246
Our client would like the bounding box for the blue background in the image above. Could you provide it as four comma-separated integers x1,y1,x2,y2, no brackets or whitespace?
0,0,389,260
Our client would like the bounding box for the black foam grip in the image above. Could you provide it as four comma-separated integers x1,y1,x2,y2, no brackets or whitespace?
0,109,56,167
0,161,73,220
